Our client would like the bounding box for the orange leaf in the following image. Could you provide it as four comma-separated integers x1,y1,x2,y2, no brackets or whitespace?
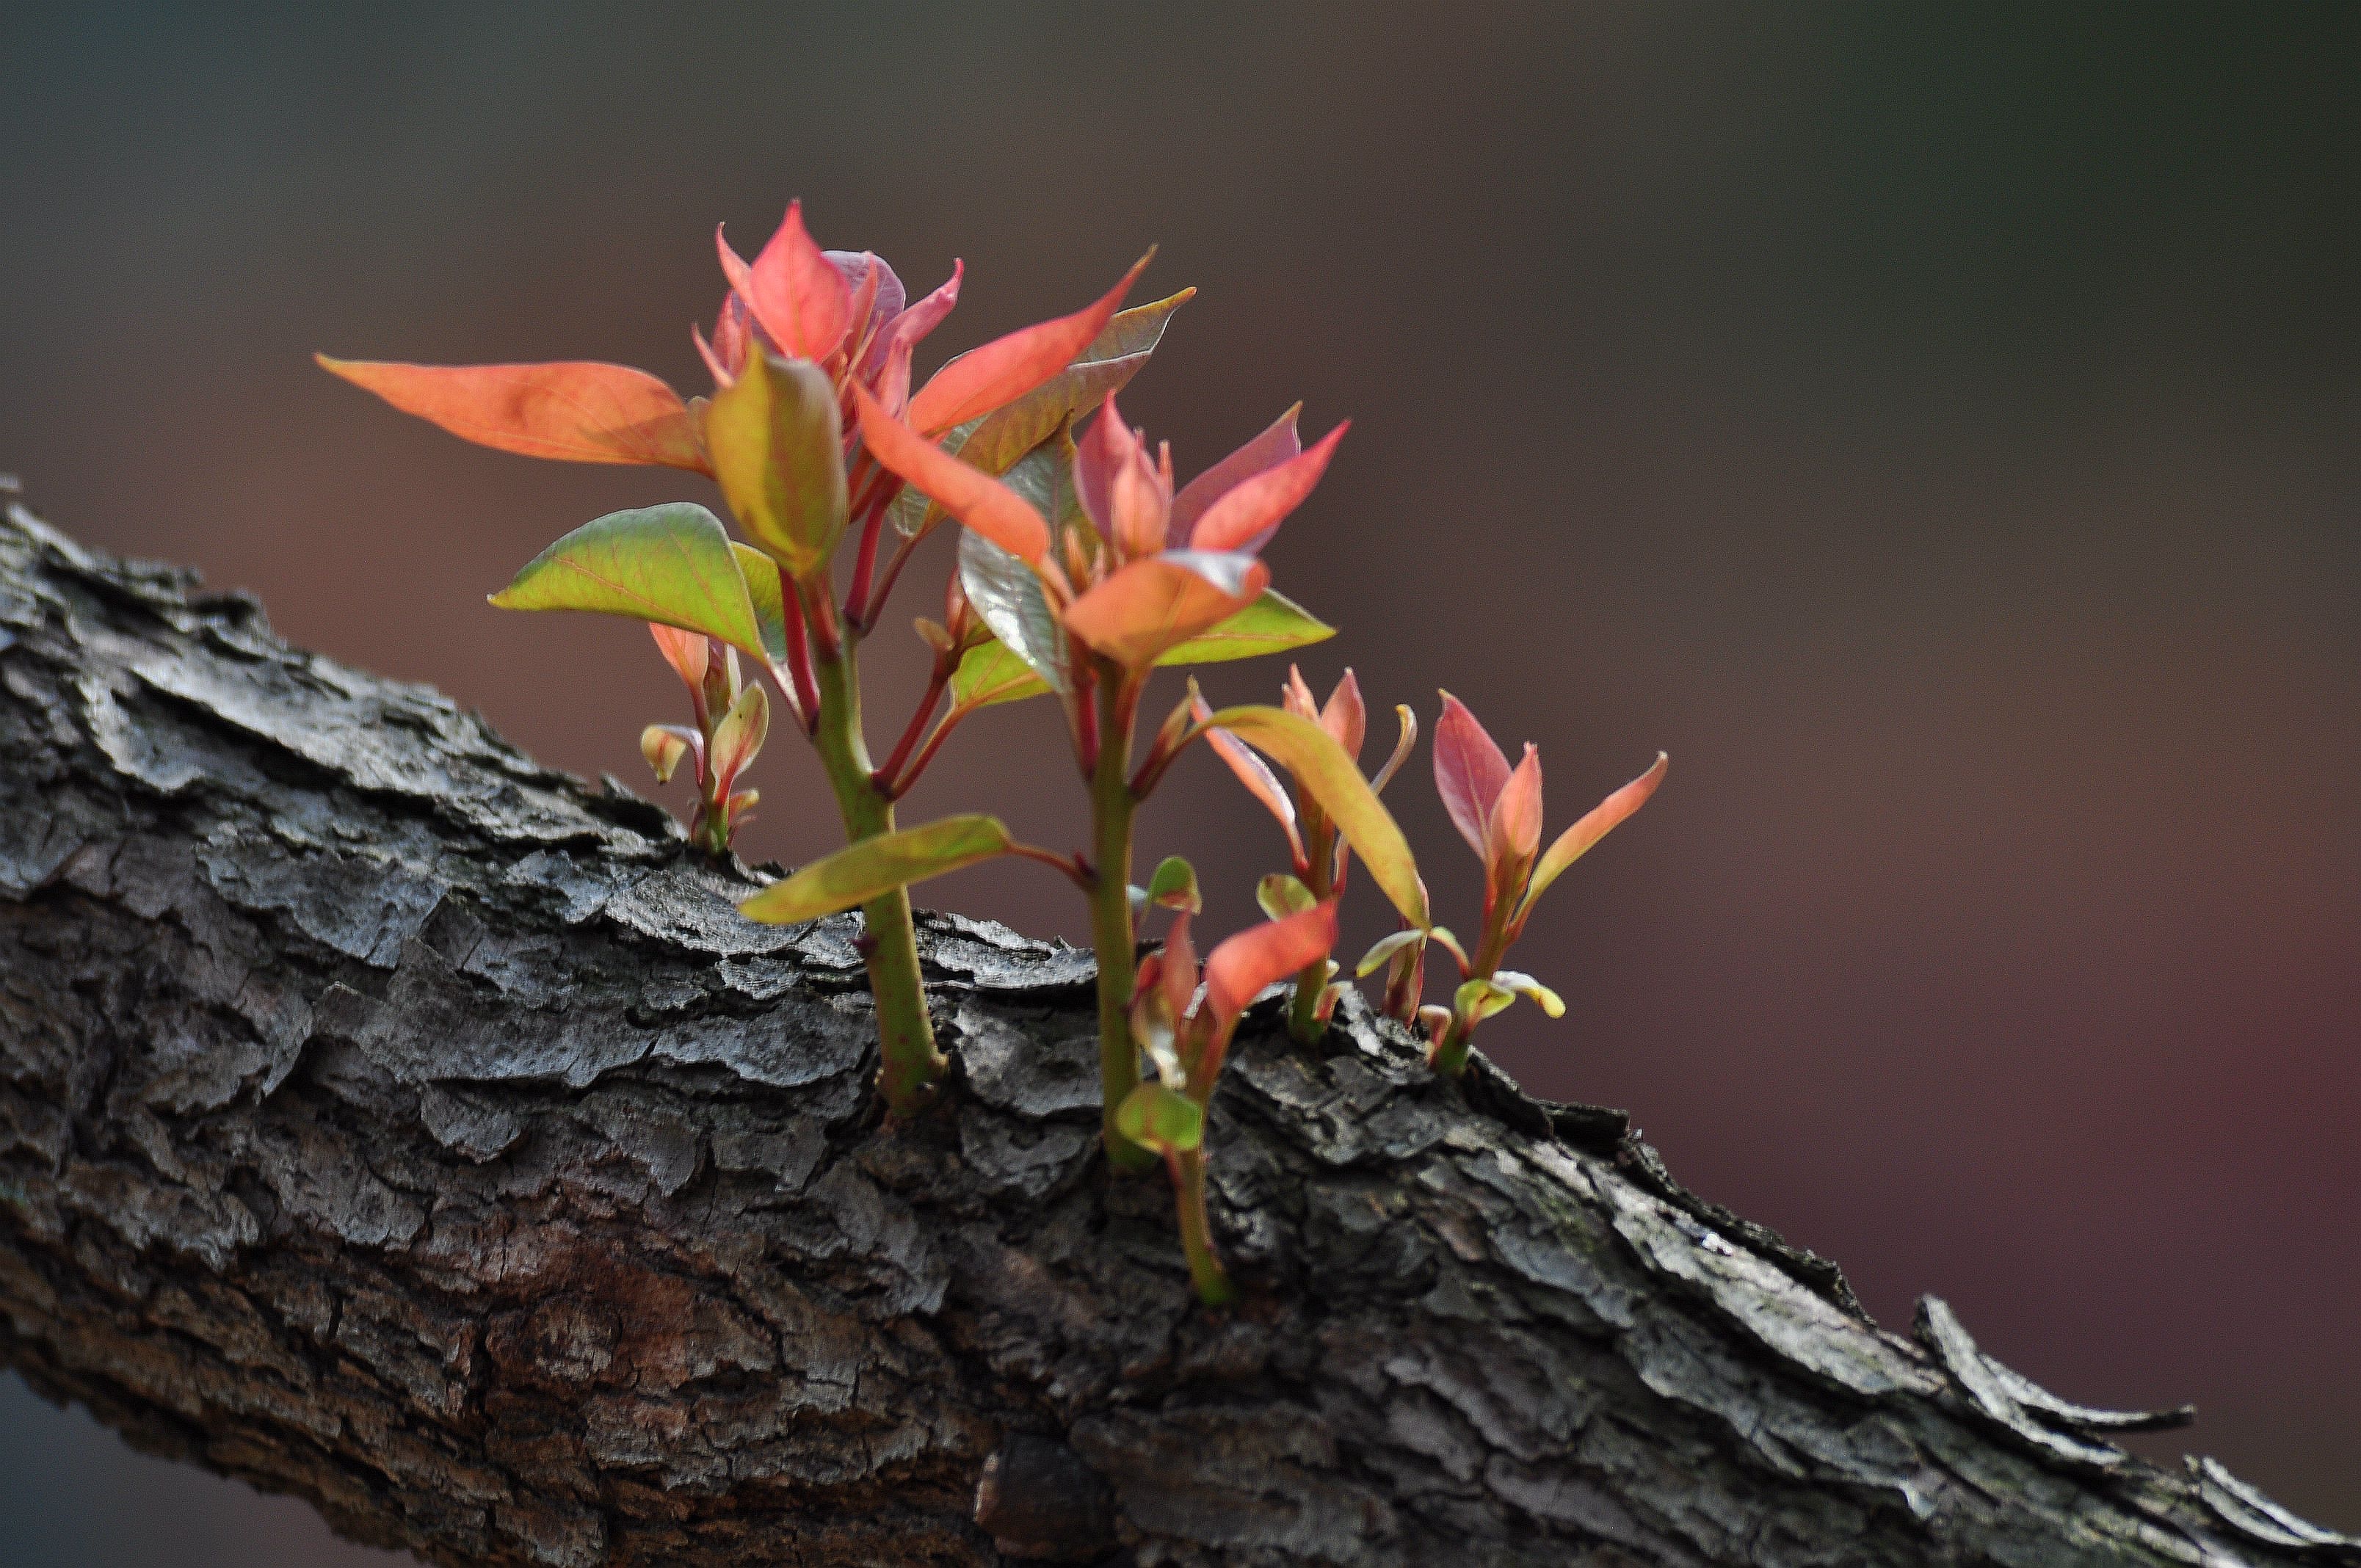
1517,752,1669,921
852,385,1051,565
1062,555,1266,671
1203,900,1339,1040
906,252,1151,436
317,356,708,472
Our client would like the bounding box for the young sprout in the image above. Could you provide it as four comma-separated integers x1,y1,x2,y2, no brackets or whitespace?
1360,692,1666,1077
641,625,769,854
852,390,1431,1168
322,201,1182,1116
1119,857,1340,1304
1198,667,1417,1042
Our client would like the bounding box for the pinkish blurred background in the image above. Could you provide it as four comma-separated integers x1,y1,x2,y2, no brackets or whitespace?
1,4,2354,1560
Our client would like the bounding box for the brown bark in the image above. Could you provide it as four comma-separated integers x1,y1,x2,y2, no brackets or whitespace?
0,482,2352,1566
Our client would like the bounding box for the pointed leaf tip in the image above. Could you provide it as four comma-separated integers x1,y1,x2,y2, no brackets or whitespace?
1433,692,1512,858
1519,752,1668,918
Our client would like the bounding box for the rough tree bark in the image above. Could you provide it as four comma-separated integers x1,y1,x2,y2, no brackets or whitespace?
0,483,2351,1568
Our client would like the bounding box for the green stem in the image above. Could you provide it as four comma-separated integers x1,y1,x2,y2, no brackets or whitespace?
1430,1015,1474,1078
1089,671,1155,1172
805,606,943,1114
1286,822,1336,1045
1170,1148,1236,1306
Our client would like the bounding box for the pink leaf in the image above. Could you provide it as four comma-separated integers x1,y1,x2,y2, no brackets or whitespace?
850,385,1051,565
1169,404,1301,548
1321,668,1367,762
1433,692,1512,857
906,252,1150,436
1183,421,1348,554
317,356,708,472
863,261,962,386
1073,393,1142,537
647,623,711,697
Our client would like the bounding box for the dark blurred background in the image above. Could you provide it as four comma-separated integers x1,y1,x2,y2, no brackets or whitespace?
2,3,2354,1559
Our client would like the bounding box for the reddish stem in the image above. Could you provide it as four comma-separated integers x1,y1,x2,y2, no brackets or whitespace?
859,524,930,632
874,664,950,795
777,581,823,731
1005,840,1092,890
884,706,963,800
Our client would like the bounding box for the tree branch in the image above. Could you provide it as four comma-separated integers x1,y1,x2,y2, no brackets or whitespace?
0,485,2349,1567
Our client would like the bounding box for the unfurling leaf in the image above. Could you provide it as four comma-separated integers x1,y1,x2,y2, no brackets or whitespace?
706,682,769,790
1155,589,1335,667
708,352,849,579
1517,752,1669,920
1147,856,1202,913
738,814,1015,925
726,202,853,363
490,503,768,664
1114,1082,1204,1155
724,788,759,827
1256,873,1316,919
648,623,711,697
1491,969,1566,1019
316,356,709,472
641,724,697,785
1201,705,1429,928
957,530,1069,694
1186,421,1349,554
1434,692,1512,857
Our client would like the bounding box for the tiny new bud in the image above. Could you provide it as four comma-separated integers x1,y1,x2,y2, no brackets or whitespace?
914,616,957,656
641,724,697,785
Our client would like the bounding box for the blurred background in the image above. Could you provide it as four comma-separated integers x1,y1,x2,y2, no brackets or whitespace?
1,2,2354,1559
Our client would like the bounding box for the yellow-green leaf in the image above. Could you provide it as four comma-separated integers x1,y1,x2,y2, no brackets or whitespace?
738,814,1014,925
946,634,1052,711
707,352,848,579
1156,590,1334,667
729,542,793,667
1203,705,1429,928
1114,1081,1205,1155
490,502,767,664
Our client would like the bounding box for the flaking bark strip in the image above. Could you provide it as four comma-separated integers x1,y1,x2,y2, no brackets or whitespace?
0,490,2348,1567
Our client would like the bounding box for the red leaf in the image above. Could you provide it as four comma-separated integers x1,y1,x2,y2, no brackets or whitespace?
732,202,853,363
850,385,1051,565
1184,421,1347,554
906,252,1151,437
864,261,962,387
1169,404,1300,547
1203,900,1340,1039
1518,752,1669,919
317,356,708,472
1433,692,1511,857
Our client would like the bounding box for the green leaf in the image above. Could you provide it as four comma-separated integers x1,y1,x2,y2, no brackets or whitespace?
1147,855,1202,913
890,289,1193,535
737,814,1013,925
1454,977,1517,1026
1491,969,1565,1018
706,352,848,579
1256,872,1316,919
1354,926,1426,979
1114,1081,1205,1155
490,502,768,664
728,543,793,667
957,529,1069,695
1203,705,1429,928
1156,590,1334,668
945,634,1051,711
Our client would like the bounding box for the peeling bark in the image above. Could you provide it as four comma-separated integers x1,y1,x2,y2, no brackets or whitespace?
0,484,2352,1567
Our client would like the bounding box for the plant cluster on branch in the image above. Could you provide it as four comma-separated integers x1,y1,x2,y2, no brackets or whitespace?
322,200,1665,1301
